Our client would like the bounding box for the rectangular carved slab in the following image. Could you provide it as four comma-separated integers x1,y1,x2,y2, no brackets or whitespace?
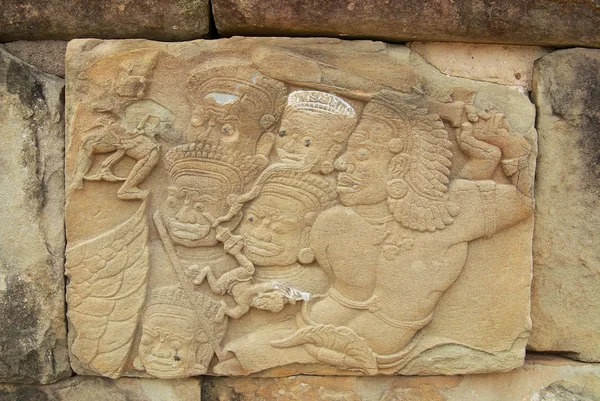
65,38,537,378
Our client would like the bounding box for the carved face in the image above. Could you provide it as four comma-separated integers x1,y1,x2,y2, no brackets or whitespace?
276,110,342,173
190,93,264,151
335,118,394,206
138,313,197,379
162,174,229,247
239,192,311,267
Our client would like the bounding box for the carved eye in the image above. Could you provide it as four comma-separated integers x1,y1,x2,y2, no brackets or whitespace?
304,138,311,147
279,130,287,137
248,216,254,222
222,123,234,136
271,223,283,233
356,148,369,160
193,203,204,213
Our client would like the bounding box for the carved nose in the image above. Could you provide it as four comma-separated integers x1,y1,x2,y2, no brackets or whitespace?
175,204,196,224
283,136,297,151
253,223,273,242
151,343,172,358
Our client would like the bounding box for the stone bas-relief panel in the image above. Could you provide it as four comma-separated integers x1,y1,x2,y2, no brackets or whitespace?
65,38,537,379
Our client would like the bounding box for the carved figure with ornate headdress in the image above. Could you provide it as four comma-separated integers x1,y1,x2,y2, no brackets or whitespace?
186,61,288,178
275,90,357,174
152,140,266,366
272,90,535,374
134,287,219,378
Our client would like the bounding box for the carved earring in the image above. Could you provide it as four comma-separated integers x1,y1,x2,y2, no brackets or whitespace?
320,161,334,175
133,356,145,371
298,248,315,264
387,178,409,199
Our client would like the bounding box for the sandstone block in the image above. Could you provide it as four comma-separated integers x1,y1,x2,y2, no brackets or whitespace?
203,356,600,401
0,48,70,383
65,37,536,379
2,41,68,78
408,43,550,91
0,0,210,42
0,376,202,400
212,0,600,48
529,48,600,362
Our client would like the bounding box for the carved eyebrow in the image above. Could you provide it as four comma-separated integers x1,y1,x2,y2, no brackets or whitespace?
191,194,218,203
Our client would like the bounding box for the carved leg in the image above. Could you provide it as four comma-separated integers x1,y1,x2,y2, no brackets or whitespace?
117,147,159,200
192,265,212,286
70,138,116,191
220,302,250,321
98,149,126,181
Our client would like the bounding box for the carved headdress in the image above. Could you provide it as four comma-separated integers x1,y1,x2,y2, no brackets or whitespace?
285,90,356,117
360,90,459,232
164,140,259,193
186,60,288,132
260,171,338,221
143,286,197,325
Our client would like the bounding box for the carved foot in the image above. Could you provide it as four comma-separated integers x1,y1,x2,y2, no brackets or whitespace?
192,265,211,286
215,300,228,323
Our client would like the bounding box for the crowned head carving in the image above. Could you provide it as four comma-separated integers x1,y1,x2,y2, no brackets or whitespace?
136,287,211,379
335,90,459,232
161,141,250,247
276,91,357,174
186,61,288,161
239,171,337,267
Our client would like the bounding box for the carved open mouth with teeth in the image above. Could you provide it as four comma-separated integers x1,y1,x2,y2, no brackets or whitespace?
244,235,285,257
143,355,182,369
277,148,306,164
337,173,360,192
168,220,211,240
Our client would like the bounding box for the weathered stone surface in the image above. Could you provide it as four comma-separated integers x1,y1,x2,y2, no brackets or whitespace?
0,0,210,42
203,356,600,401
212,0,600,48
65,37,536,379
2,41,68,78
529,48,600,362
0,376,202,400
408,43,550,91
0,48,70,383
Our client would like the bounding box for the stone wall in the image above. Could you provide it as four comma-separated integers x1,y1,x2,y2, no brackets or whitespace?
0,2,599,400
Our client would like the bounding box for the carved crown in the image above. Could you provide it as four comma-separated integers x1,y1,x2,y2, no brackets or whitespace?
186,61,288,130
259,171,337,216
144,286,196,323
285,90,356,118
163,141,250,193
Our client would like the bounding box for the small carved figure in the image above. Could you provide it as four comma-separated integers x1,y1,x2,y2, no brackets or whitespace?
273,90,534,373
276,91,357,174
134,287,213,378
69,100,176,199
